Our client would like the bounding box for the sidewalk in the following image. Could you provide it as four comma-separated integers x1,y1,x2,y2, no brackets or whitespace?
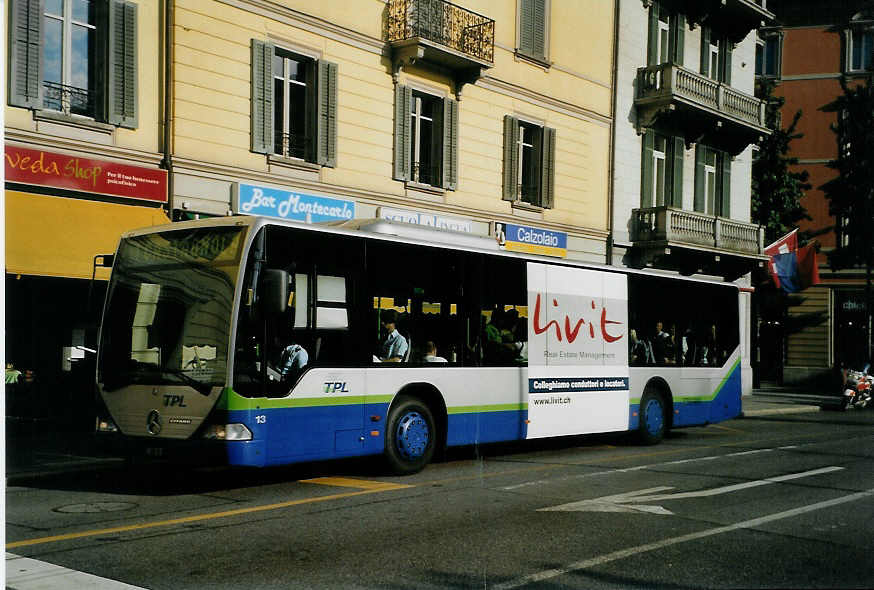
5,392,826,484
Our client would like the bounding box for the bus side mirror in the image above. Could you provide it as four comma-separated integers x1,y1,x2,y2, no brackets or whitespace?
260,269,289,315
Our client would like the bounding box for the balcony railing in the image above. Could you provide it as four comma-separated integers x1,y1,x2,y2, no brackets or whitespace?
43,81,95,118
632,207,764,255
636,63,766,130
387,0,495,64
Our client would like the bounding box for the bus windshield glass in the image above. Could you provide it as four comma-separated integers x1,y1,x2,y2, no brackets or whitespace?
98,226,247,394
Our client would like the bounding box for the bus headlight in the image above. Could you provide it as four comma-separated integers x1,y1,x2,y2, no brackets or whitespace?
96,417,118,433
202,423,253,441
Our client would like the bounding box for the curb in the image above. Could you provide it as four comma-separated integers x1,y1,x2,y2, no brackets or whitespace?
742,405,822,417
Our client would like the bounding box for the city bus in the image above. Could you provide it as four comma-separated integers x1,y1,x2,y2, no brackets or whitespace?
95,215,742,474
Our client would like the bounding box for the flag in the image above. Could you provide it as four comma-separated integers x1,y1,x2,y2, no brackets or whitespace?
764,229,798,290
768,238,821,293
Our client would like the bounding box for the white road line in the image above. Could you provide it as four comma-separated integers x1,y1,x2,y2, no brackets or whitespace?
6,554,147,590
492,487,874,590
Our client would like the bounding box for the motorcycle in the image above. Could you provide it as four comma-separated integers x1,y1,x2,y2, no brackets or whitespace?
840,364,873,410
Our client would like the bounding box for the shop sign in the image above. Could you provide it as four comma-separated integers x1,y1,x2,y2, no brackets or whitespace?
235,183,355,223
378,207,473,233
4,144,167,203
494,222,567,258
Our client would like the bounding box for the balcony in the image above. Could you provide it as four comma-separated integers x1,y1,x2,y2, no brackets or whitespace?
651,0,774,43
387,0,494,92
630,207,768,279
635,63,770,154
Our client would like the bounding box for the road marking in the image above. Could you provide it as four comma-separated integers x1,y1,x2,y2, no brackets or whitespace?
539,466,845,515
6,479,411,549
301,477,412,490
6,554,147,589
494,487,874,590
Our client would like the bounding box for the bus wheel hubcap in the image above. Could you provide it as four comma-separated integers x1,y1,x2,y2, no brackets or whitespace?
644,399,663,434
396,411,429,460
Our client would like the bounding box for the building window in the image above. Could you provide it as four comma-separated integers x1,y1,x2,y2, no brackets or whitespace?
393,84,458,190
641,132,683,208
694,145,731,216
9,0,138,127
502,115,556,208
756,32,782,79
517,0,549,64
647,2,685,67
251,40,337,167
848,29,873,72
700,27,731,84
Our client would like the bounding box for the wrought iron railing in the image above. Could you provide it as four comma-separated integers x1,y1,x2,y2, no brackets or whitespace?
273,131,311,161
43,81,95,117
633,206,764,255
636,63,766,128
387,0,495,63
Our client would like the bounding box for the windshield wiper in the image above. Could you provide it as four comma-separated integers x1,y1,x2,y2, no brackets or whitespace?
160,367,213,397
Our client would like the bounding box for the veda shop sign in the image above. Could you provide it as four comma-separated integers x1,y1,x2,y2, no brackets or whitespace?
5,145,167,203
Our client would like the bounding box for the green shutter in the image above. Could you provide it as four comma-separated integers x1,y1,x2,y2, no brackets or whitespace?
722,40,733,85
540,126,556,208
670,136,684,207
107,0,137,127
694,145,706,212
393,84,412,181
672,14,685,66
700,26,711,77
519,0,546,60
719,153,731,217
317,60,338,168
250,39,274,154
502,115,520,201
641,131,654,208
442,97,459,190
9,0,43,109
647,2,659,66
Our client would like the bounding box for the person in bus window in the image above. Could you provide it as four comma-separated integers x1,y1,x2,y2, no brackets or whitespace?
424,341,448,363
652,321,673,364
279,341,308,382
379,310,408,362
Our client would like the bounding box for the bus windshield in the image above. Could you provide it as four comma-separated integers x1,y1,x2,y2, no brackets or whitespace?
97,225,247,394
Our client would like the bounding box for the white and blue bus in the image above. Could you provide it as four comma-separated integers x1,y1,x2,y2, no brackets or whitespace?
95,215,741,474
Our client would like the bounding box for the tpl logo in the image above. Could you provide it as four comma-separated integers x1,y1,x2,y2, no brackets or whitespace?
324,382,350,394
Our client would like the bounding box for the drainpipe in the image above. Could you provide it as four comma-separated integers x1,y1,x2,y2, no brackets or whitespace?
606,0,620,266
160,0,174,219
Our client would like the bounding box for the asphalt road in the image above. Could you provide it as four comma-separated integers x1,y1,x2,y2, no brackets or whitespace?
6,406,874,589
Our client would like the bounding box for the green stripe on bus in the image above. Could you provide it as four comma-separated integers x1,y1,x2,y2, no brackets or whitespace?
217,389,394,411
447,403,527,415
629,358,741,405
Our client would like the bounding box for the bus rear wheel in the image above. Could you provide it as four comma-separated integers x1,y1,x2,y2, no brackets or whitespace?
385,396,436,475
638,390,667,445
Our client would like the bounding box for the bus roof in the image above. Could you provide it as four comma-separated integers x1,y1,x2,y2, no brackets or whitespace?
118,215,741,291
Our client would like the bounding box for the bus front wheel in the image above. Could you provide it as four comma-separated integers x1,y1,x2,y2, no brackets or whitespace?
638,390,667,445
385,396,436,475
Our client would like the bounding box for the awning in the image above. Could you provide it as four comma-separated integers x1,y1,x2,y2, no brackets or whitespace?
5,190,170,280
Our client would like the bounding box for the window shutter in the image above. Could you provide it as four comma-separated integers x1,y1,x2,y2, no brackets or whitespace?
641,131,654,208
107,0,138,127
722,40,733,85
700,26,711,77
442,97,459,190
672,14,685,66
670,136,684,207
719,153,731,217
317,60,338,168
647,2,659,66
393,84,412,181
250,39,274,154
9,0,42,109
502,115,520,201
540,126,556,208
694,145,706,212
519,0,546,60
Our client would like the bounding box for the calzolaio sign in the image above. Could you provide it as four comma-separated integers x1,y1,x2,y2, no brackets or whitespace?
235,183,355,223
526,262,629,438
494,222,567,258
4,144,167,203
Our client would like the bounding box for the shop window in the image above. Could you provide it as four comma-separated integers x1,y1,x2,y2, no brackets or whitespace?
250,40,337,167
9,0,138,127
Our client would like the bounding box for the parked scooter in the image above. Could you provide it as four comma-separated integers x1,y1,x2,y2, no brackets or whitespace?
840,364,872,410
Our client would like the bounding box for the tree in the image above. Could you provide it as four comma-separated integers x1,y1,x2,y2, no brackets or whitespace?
822,75,874,362
752,79,811,244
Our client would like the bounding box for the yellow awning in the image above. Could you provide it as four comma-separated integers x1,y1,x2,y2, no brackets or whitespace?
5,190,170,280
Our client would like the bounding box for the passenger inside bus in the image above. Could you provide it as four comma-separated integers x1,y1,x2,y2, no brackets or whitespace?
379,309,409,362
423,341,448,363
